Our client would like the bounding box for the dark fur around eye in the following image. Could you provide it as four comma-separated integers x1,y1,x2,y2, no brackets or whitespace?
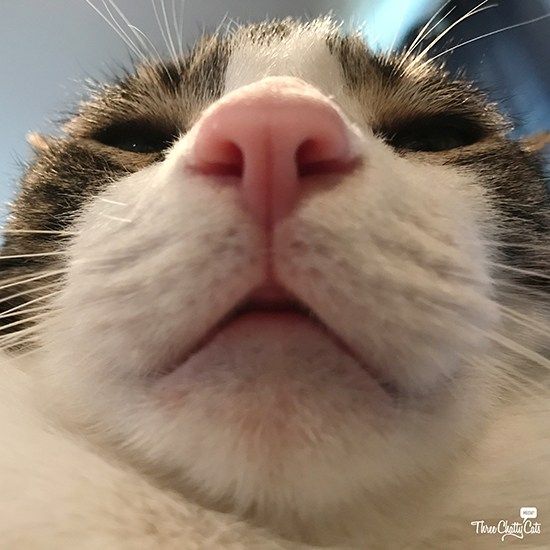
92,120,180,153
381,114,487,153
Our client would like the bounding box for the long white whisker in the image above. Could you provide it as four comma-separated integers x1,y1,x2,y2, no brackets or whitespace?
152,0,174,65
0,303,57,322
426,12,550,64
100,214,133,224
402,0,453,62
490,262,550,281
128,25,166,64
160,0,179,63
0,281,61,307
481,239,550,251
84,0,144,59
418,7,457,51
0,312,53,333
126,2,177,83
100,0,145,60
105,0,153,60
99,197,128,207
408,1,497,70
401,7,458,72
495,285,550,304
2,229,77,236
178,0,187,57
0,325,43,348
0,272,53,288
484,330,550,371
0,270,66,293
0,251,64,260
171,0,183,58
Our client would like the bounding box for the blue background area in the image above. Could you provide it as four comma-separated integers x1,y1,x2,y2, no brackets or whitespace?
401,0,550,138
0,0,548,221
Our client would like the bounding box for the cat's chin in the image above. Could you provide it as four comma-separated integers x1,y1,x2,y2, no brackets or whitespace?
142,312,473,543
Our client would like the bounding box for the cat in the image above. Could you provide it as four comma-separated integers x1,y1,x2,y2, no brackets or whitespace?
0,16,548,549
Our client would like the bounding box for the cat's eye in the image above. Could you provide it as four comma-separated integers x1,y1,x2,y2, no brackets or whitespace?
92,120,179,153
382,114,485,153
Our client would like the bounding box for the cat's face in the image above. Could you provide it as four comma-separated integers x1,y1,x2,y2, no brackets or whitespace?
4,17,548,544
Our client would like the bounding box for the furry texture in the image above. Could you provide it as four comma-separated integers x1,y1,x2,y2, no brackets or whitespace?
0,360,311,550
0,355,547,549
0,17,548,549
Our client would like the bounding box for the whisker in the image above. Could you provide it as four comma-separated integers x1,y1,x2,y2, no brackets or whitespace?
105,0,156,61
0,271,52,288
0,326,43,349
160,0,179,64
100,214,133,224
407,1,497,70
489,262,550,282
0,251,64,260
501,289,550,307
100,0,146,59
426,12,550,65
400,0,453,65
152,0,175,69
0,303,57,322
0,269,66,293
0,281,61,307
1,229,77,236
174,0,186,58
0,311,53,333
99,197,128,207
480,239,550,251
128,25,166,65
411,4,457,57
84,0,144,60
483,330,550,371
123,1,177,84
171,0,181,57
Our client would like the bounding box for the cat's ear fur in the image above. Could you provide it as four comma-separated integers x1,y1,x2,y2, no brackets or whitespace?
26,132,54,154
521,131,550,152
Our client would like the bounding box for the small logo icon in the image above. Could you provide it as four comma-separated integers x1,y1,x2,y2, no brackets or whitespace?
471,507,541,542
520,507,538,520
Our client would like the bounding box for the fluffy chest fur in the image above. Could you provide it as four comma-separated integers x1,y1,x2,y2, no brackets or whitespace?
0,16,548,549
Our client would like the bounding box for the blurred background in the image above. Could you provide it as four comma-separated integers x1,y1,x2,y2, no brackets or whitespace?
0,0,548,217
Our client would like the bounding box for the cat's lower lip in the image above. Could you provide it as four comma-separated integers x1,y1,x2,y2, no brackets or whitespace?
157,297,397,397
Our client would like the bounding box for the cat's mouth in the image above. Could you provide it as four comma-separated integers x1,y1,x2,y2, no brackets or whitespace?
157,283,397,396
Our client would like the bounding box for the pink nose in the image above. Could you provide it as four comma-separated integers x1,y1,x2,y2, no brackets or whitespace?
189,77,359,227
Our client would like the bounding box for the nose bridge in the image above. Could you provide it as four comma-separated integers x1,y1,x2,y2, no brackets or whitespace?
215,76,333,114
188,76,359,228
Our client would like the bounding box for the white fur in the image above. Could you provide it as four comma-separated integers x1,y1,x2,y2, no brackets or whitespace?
0,360,305,549
226,20,344,97
3,20,548,548
2,354,548,548
226,19,374,129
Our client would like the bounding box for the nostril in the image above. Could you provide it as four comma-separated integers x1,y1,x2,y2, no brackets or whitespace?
187,76,363,227
296,139,360,178
195,141,244,177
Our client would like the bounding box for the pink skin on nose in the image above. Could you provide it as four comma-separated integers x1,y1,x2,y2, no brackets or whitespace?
188,76,360,228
